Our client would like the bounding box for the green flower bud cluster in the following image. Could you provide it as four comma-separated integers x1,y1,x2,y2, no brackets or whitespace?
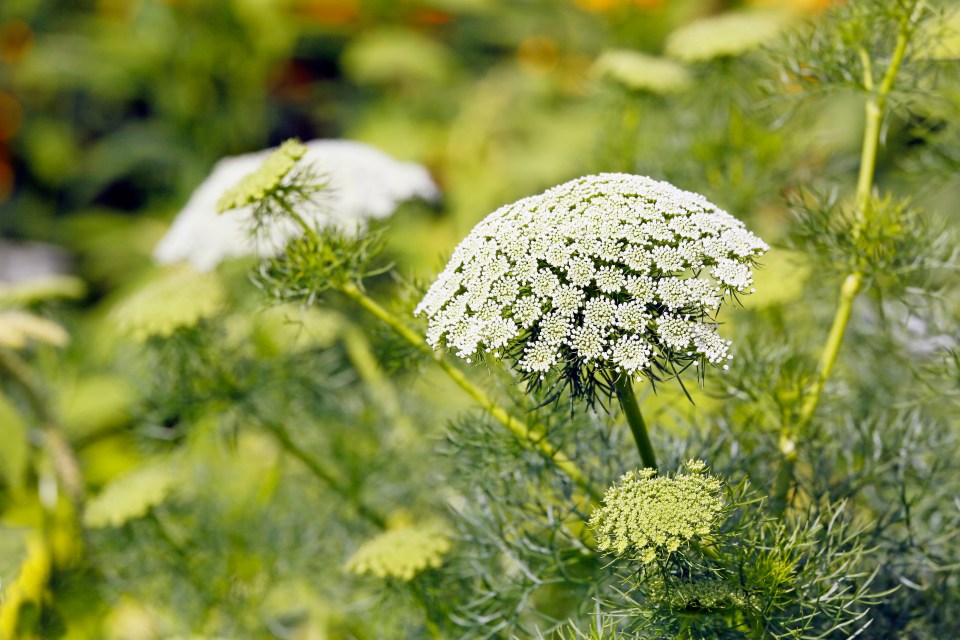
345,524,452,582
589,459,723,564
217,139,308,213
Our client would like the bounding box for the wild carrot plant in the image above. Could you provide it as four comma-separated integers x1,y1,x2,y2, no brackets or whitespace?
1,1,958,638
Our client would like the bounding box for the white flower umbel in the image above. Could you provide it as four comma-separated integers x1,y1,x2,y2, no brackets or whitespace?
154,140,440,271
416,174,767,392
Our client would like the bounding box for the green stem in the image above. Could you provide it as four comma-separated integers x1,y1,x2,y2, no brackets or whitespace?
276,197,320,243
0,349,85,512
772,18,911,513
855,25,909,221
263,419,387,529
613,375,656,469
796,272,863,434
772,272,862,511
338,281,603,502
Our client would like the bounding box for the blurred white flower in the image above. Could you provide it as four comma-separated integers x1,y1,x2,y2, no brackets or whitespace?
416,174,767,382
154,140,440,271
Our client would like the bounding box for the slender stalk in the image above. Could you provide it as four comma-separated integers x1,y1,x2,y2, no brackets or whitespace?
0,348,85,511
855,25,910,221
263,419,387,529
274,190,602,500
613,375,657,469
772,272,862,509
276,191,606,503
795,272,863,433
338,281,604,502
276,197,320,243
772,18,912,512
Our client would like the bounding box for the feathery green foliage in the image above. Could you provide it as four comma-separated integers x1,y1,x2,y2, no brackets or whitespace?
2,0,959,637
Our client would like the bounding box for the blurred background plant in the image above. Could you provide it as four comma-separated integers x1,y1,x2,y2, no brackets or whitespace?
1,0,959,638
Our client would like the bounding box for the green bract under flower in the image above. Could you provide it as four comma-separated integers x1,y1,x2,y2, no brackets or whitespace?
415,174,767,389
589,459,724,563
110,266,226,341
665,11,789,63
217,139,308,213
345,524,451,581
592,50,692,94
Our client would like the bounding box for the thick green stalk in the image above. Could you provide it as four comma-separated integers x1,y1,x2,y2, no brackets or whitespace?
772,19,911,512
339,281,603,502
613,375,657,469
772,272,862,509
263,419,387,529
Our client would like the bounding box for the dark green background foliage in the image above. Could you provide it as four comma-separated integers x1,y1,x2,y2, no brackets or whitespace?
1,0,959,638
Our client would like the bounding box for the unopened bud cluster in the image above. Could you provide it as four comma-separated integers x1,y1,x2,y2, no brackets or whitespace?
590,459,724,564
345,524,452,582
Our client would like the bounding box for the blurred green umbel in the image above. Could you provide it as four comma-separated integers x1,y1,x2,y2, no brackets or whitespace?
109,265,226,341
346,521,451,582
591,50,691,95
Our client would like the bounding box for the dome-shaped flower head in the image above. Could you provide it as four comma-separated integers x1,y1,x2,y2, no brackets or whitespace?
154,139,440,272
589,459,724,564
415,173,767,400
345,523,452,581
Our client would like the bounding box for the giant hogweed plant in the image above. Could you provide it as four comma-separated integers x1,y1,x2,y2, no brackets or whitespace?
3,1,959,637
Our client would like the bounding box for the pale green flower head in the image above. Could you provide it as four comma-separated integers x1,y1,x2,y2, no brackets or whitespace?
217,139,308,213
589,459,724,563
110,265,226,341
345,523,452,581
592,50,692,94
665,11,789,63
